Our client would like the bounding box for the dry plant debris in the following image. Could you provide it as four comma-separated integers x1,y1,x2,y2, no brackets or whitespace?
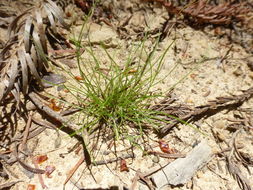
141,0,253,53
0,180,23,189
0,0,69,105
152,86,253,135
211,127,253,190
0,0,253,189
151,141,212,187
144,0,251,25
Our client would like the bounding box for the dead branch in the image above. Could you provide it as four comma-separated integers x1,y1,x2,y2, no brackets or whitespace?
144,0,250,25
28,92,92,166
156,86,253,135
28,92,89,144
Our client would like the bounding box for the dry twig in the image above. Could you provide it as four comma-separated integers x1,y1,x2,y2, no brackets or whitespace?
64,152,135,185
156,86,253,135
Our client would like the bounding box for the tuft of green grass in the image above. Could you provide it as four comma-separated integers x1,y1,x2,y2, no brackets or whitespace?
61,28,173,145
49,8,204,149
40,5,207,157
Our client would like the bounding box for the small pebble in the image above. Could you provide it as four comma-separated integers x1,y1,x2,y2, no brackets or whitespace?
152,155,159,163
196,170,204,178
233,66,243,76
42,73,66,88
213,120,226,129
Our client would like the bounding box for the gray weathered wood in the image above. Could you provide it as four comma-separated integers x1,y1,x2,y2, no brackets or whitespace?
151,140,212,189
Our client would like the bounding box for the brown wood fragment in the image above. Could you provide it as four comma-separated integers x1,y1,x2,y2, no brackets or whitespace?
28,92,92,166
28,92,89,145
64,156,85,185
17,158,45,174
20,113,33,152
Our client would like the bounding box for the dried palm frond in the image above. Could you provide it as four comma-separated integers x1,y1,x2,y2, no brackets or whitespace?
0,0,69,105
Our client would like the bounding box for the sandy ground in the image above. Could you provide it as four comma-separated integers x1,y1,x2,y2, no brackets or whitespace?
0,0,253,190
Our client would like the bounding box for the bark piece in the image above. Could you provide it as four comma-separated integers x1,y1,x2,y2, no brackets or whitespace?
151,141,212,188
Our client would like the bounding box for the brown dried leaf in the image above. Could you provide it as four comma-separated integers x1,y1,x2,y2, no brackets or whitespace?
0,42,15,66
36,12,47,54
34,155,48,164
25,52,42,85
12,82,21,106
158,140,173,154
0,83,5,102
46,0,70,29
0,1,70,104
43,4,57,33
48,99,61,111
32,29,45,71
18,49,28,94
27,184,36,190
8,11,29,38
74,76,84,80
120,159,129,172
5,59,18,96
24,16,32,53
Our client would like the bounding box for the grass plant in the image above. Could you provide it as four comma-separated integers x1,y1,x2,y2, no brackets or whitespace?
49,10,177,147
46,13,204,150
63,36,173,144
